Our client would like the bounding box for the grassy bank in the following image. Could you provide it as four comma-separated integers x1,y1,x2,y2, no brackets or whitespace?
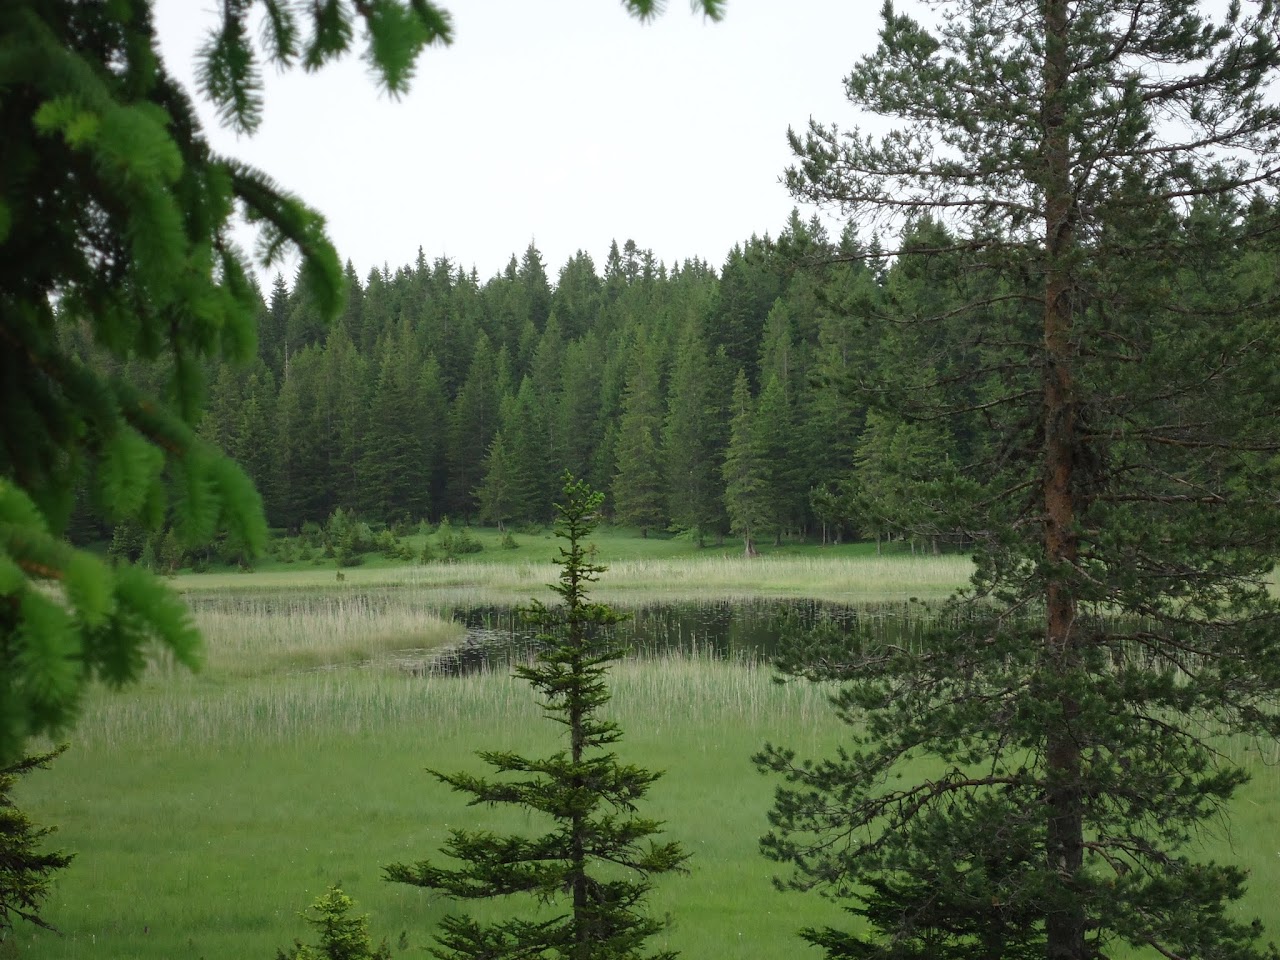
174,551,974,605
10,548,1279,959
14,658,849,960
12,655,1280,960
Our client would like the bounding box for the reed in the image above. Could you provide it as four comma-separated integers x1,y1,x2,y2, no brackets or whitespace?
188,591,464,676
174,552,973,605
16,652,1279,960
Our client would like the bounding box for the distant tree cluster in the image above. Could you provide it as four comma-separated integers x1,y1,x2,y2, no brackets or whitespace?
68,216,919,556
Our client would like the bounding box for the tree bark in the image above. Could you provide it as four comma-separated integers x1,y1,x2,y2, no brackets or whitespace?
1042,1,1085,956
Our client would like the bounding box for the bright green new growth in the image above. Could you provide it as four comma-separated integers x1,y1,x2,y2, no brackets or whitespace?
275,885,392,960
0,0,418,762
0,745,73,933
385,476,688,960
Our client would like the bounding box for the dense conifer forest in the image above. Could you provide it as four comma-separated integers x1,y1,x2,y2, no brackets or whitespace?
68,211,916,558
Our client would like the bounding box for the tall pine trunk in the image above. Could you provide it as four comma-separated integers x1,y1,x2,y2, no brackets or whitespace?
1042,2,1084,955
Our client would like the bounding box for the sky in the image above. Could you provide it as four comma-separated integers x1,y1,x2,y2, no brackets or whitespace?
153,1,881,285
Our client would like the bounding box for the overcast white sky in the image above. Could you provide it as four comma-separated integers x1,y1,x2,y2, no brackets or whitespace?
153,1,880,284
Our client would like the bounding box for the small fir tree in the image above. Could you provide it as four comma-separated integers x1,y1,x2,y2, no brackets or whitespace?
0,746,73,933
385,476,687,960
275,886,391,960
475,432,517,531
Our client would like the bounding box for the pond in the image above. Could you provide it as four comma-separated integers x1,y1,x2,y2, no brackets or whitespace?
428,598,943,674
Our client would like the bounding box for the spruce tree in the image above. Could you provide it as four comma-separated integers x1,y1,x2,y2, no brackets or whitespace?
501,378,557,523
558,336,607,484
751,373,800,545
553,252,605,342
612,341,667,537
276,886,391,960
475,432,517,531
385,477,687,960
0,746,73,932
662,315,723,545
447,335,501,519
721,370,769,557
758,2,1280,959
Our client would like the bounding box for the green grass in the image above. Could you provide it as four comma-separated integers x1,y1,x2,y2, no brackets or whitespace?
10,550,1280,959
12,656,1280,960
12,658,850,959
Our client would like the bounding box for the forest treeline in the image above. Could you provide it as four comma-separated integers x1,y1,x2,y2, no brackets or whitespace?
67,210,1025,557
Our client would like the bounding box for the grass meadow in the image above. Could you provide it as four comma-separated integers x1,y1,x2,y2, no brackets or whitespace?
8,551,1280,959
174,547,974,605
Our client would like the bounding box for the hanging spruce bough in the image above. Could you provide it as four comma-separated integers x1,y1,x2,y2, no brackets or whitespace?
757,2,1280,959
385,476,688,960
0,0,453,763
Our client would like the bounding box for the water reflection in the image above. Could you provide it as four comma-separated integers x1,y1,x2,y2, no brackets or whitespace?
430,599,940,675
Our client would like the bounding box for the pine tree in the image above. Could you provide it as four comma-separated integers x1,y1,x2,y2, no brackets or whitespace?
419,355,451,521
446,335,501,519
752,372,802,545
320,326,370,514
234,367,279,516
710,237,783,387
261,273,292,378
662,315,723,545
553,251,604,342
475,432,517,531
273,346,327,530
362,319,430,522
385,477,688,960
520,242,554,332
558,336,606,485
805,252,878,542
501,378,556,523
758,3,1280,959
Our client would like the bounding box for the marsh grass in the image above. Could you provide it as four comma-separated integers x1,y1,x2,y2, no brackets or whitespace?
187,591,465,676
11,555,1280,960
15,655,847,960
175,552,973,605
15,650,1280,960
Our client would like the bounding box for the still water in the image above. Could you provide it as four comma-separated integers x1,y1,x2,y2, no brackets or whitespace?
431,598,940,674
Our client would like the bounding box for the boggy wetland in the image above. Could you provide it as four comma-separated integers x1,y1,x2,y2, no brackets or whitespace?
10,553,1280,960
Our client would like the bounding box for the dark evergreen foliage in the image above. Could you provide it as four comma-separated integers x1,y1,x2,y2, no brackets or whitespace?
0,746,73,932
612,338,667,536
757,2,1280,959
385,477,687,960
195,222,875,537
